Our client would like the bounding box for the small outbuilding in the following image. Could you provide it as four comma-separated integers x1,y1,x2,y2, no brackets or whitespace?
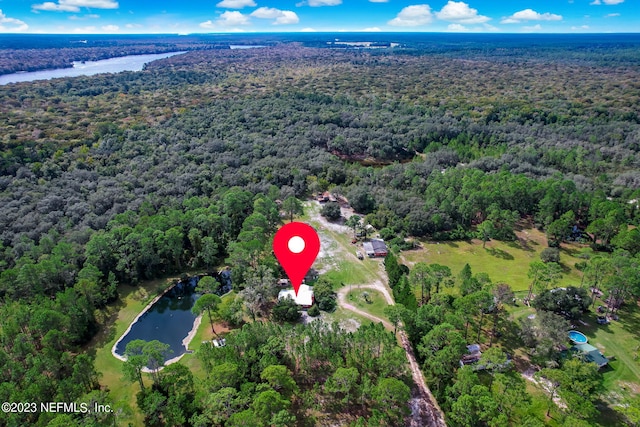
571,343,609,368
363,238,388,258
460,344,482,367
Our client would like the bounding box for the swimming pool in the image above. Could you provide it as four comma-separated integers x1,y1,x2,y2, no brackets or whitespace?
569,330,588,344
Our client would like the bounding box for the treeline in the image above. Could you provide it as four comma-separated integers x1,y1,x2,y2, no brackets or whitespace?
107,321,411,426
191,321,410,426
2,90,639,261
1,45,639,260
1,39,640,426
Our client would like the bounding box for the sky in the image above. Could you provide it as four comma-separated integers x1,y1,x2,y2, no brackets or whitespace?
0,0,637,34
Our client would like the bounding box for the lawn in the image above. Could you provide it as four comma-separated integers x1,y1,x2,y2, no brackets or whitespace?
345,288,390,321
503,299,640,391
401,228,586,293
577,302,640,392
303,201,383,286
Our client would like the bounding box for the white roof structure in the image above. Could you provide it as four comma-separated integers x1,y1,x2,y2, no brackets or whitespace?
278,284,314,306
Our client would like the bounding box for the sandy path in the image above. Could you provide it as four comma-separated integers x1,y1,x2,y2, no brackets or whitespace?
307,202,447,427
337,283,447,426
337,282,394,330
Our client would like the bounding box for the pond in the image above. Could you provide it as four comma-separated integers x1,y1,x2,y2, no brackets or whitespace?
113,277,201,365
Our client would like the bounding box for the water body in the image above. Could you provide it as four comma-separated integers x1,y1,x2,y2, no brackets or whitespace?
0,51,185,85
229,45,266,49
114,277,200,364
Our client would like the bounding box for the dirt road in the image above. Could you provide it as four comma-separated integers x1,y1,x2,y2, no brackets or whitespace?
337,283,394,330
337,284,447,426
306,202,447,427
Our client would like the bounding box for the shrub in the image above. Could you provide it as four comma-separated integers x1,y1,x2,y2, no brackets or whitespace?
271,297,301,322
378,227,395,241
307,304,320,317
314,278,337,312
320,202,341,220
540,247,560,263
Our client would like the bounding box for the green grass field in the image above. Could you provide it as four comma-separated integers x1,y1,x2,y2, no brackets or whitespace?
505,302,640,390
504,301,640,425
401,229,585,292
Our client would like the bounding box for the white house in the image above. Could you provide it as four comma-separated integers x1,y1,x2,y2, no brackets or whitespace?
278,284,314,308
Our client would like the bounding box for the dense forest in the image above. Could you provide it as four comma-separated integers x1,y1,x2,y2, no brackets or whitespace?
1,34,640,426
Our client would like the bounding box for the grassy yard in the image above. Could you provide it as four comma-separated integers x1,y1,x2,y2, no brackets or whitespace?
578,303,640,392
87,277,173,426
502,297,640,425
401,228,586,293
503,298,640,391
345,288,390,321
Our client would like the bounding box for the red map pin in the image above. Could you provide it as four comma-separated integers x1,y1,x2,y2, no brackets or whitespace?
273,222,320,296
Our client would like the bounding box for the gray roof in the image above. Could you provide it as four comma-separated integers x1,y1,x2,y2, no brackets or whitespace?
572,343,609,367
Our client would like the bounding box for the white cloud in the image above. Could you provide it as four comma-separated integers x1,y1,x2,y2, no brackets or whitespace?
300,27,316,31
217,10,250,26
125,23,142,28
249,7,281,18
250,7,299,24
571,25,590,30
362,27,381,31
605,13,620,17
436,1,490,24
369,0,388,2
33,0,118,12
307,0,342,6
215,0,256,8
200,11,250,29
0,10,29,32
101,24,118,31
522,24,542,32
388,4,433,27
501,9,562,24
33,2,79,11
447,23,469,31
591,0,624,4
274,11,299,24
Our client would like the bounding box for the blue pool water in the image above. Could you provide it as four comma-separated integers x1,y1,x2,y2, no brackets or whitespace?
569,331,588,344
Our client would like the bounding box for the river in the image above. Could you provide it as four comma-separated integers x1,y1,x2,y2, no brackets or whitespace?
0,51,186,85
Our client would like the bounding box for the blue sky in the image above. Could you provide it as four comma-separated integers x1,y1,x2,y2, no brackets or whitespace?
0,0,636,34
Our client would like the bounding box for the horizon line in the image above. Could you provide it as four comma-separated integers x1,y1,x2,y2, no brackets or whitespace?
2,31,640,36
